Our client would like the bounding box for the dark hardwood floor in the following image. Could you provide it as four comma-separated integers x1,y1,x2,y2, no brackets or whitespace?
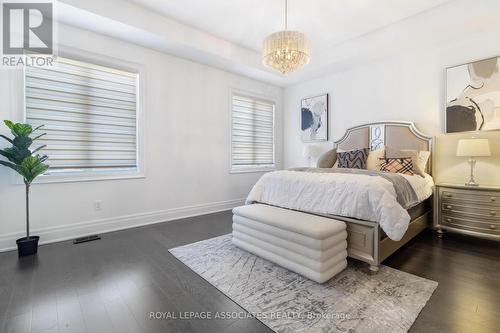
0,210,498,333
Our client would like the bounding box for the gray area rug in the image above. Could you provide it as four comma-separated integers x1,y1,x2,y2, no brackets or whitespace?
169,234,438,333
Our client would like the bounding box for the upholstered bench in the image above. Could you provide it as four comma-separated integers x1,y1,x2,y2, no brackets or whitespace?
232,204,348,283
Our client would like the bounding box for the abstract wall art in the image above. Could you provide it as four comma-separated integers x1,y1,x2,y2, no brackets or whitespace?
446,56,500,133
301,93,328,142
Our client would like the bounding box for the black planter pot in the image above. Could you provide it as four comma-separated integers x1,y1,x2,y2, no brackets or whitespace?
16,236,40,257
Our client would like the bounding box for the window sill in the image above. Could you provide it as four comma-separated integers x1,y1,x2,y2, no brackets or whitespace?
230,166,276,174
11,169,145,185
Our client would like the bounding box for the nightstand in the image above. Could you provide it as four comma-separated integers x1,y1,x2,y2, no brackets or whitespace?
434,183,500,241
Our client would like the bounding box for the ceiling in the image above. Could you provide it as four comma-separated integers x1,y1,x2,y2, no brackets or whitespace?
58,0,459,86
129,0,451,55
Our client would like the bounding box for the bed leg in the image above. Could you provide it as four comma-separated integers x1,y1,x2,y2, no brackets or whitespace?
369,264,379,273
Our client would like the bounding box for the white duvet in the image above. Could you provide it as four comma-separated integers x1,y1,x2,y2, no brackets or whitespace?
246,170,434,241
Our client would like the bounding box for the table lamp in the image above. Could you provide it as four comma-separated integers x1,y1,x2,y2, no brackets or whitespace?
302,145,320,167
456,138,491,186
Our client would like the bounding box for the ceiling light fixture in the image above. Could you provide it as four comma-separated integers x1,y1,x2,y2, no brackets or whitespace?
262,0,310,75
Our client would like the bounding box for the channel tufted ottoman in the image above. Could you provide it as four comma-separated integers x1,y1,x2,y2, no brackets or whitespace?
232,204,348,283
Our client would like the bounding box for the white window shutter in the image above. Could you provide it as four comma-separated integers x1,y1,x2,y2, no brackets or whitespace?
25,57,138,171
231,93,275,169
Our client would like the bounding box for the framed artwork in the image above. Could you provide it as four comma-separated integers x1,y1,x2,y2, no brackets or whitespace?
301,93,328,142
446,56,500,133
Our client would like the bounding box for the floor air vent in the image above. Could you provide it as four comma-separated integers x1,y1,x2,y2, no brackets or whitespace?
73,235,101,244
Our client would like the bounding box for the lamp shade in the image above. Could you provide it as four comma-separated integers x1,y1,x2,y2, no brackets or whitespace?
302,145,320,158
456,139,491,157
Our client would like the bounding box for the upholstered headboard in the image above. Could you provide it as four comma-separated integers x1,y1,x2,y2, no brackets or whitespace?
318,121,433,173
335,121,432,151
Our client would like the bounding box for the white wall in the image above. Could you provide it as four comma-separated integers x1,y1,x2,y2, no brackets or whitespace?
0,24,283,250
284,0,500,173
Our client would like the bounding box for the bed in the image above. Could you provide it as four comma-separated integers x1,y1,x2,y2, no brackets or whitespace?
247,121,434,271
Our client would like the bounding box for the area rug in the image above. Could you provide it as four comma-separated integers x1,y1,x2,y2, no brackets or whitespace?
169,234,437,333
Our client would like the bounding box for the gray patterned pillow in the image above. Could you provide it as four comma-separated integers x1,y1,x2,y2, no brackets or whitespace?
337,148,369,169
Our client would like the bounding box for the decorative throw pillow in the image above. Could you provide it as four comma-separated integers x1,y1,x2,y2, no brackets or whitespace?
385,148,428,177
379,157,414,175
337,148,369,169
317,148,337,168
366,148,385,171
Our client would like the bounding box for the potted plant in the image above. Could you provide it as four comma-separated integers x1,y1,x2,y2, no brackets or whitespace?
0,120,49,256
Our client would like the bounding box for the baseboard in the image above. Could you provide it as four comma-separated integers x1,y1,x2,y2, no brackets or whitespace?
0,198,245,253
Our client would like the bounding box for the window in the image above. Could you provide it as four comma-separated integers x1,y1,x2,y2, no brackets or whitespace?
231,92,275,172
24,56,140,181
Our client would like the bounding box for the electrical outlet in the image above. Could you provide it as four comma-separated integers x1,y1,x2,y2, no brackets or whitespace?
94,201,102,211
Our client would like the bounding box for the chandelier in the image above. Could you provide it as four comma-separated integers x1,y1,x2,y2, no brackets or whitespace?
262,0,310,75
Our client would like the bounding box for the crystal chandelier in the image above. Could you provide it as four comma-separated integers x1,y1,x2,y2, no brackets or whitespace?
262,0,310,75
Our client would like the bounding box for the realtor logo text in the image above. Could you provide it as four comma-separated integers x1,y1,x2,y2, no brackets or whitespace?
1,1,55,67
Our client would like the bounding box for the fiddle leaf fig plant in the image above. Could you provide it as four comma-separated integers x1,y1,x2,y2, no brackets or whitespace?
0,120,49,239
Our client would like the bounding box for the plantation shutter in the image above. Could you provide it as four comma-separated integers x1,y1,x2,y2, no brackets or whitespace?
231,93,275,169
25,57,138,170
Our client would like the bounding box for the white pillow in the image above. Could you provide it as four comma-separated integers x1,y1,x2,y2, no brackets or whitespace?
417,150,431,172
366,148,385,171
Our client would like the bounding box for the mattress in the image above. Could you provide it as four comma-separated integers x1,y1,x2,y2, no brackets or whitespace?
408,198,432,220
246,169,434,241
376,198,432,240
